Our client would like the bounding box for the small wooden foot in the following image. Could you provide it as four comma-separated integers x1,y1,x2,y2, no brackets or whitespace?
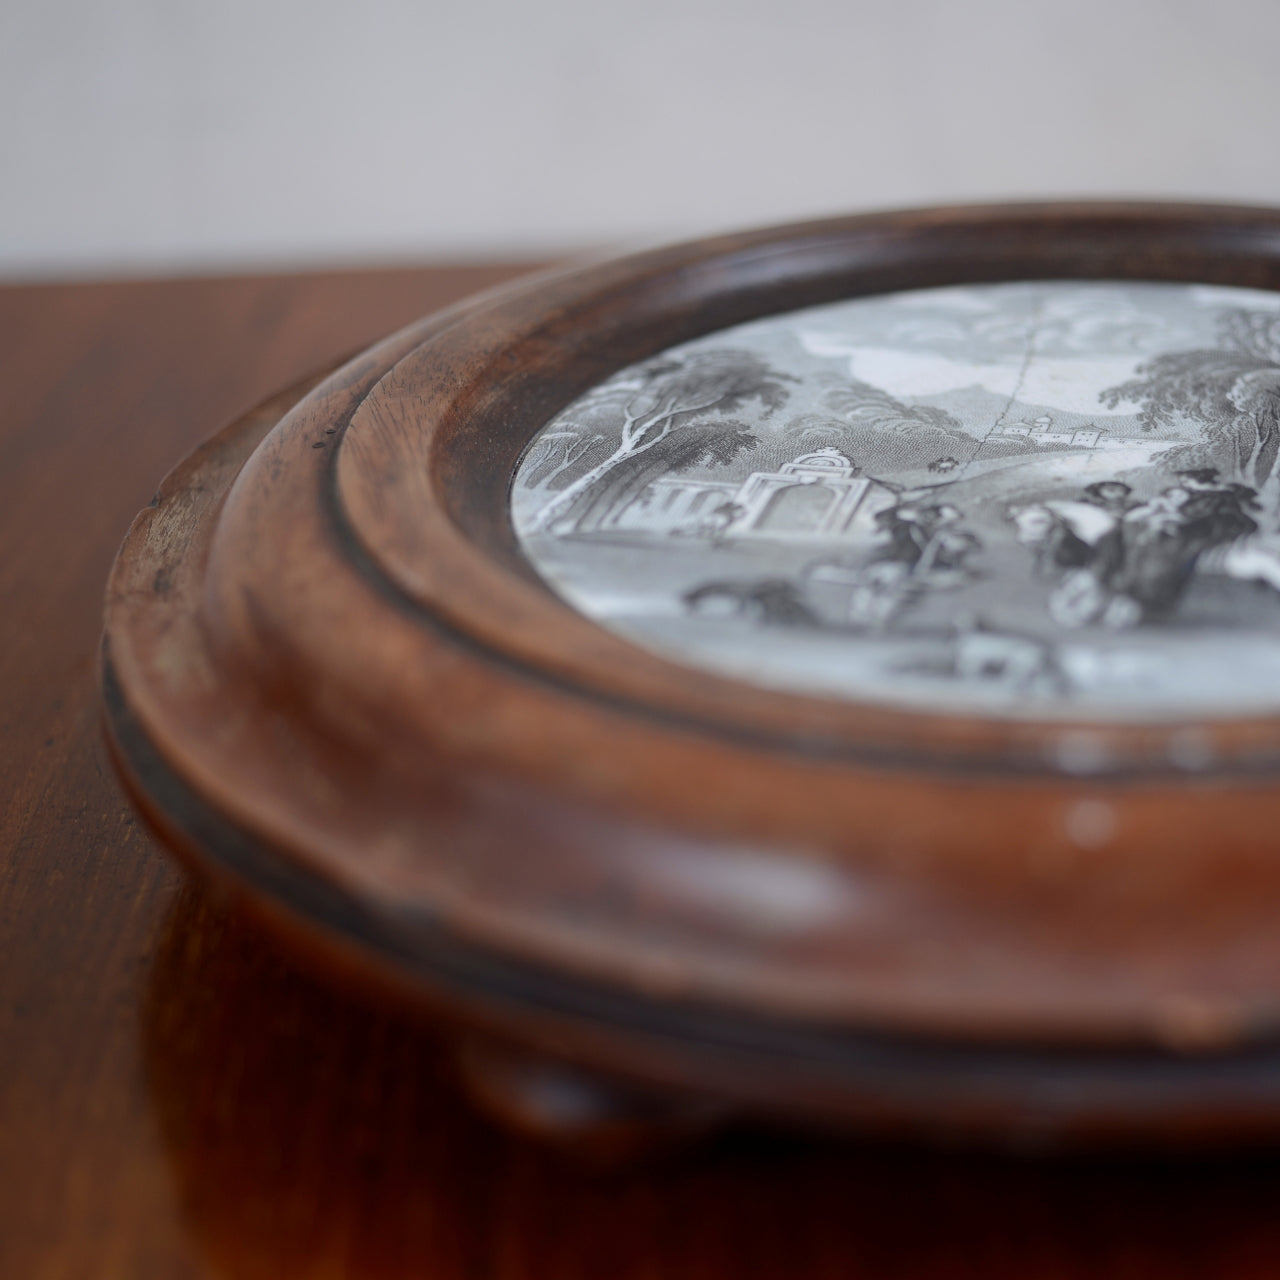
452,1034,730,1164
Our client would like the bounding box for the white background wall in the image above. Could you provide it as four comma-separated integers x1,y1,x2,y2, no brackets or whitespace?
4,0,1280,278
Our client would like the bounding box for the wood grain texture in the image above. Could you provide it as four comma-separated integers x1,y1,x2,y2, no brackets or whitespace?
11,263,1280,1278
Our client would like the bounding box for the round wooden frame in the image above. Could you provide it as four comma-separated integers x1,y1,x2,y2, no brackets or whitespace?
104,204,1280,1145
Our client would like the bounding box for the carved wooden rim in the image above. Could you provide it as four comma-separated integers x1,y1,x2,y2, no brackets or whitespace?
103,204,1280,1067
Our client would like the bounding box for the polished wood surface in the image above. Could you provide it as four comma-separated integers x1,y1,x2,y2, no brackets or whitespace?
10,264,1280,1277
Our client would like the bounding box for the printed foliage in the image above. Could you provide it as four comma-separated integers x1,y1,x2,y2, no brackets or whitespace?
526,348,794,532
1103,308,1280,489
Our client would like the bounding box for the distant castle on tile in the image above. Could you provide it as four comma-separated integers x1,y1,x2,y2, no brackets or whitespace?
984,414,1155,450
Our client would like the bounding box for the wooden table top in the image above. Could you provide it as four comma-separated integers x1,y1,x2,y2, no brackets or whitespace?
7,264,1280,1279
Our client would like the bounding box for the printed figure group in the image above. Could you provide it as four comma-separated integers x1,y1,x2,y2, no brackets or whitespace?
840,487,984,629
1011,469,1262,628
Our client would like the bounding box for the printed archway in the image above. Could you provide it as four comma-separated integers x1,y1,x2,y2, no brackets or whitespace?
754,483,836,533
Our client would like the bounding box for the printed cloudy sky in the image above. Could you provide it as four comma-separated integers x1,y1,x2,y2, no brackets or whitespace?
789,281,1280,416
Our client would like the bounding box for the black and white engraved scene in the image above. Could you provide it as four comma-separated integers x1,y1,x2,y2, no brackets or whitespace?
511,281,1280,718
